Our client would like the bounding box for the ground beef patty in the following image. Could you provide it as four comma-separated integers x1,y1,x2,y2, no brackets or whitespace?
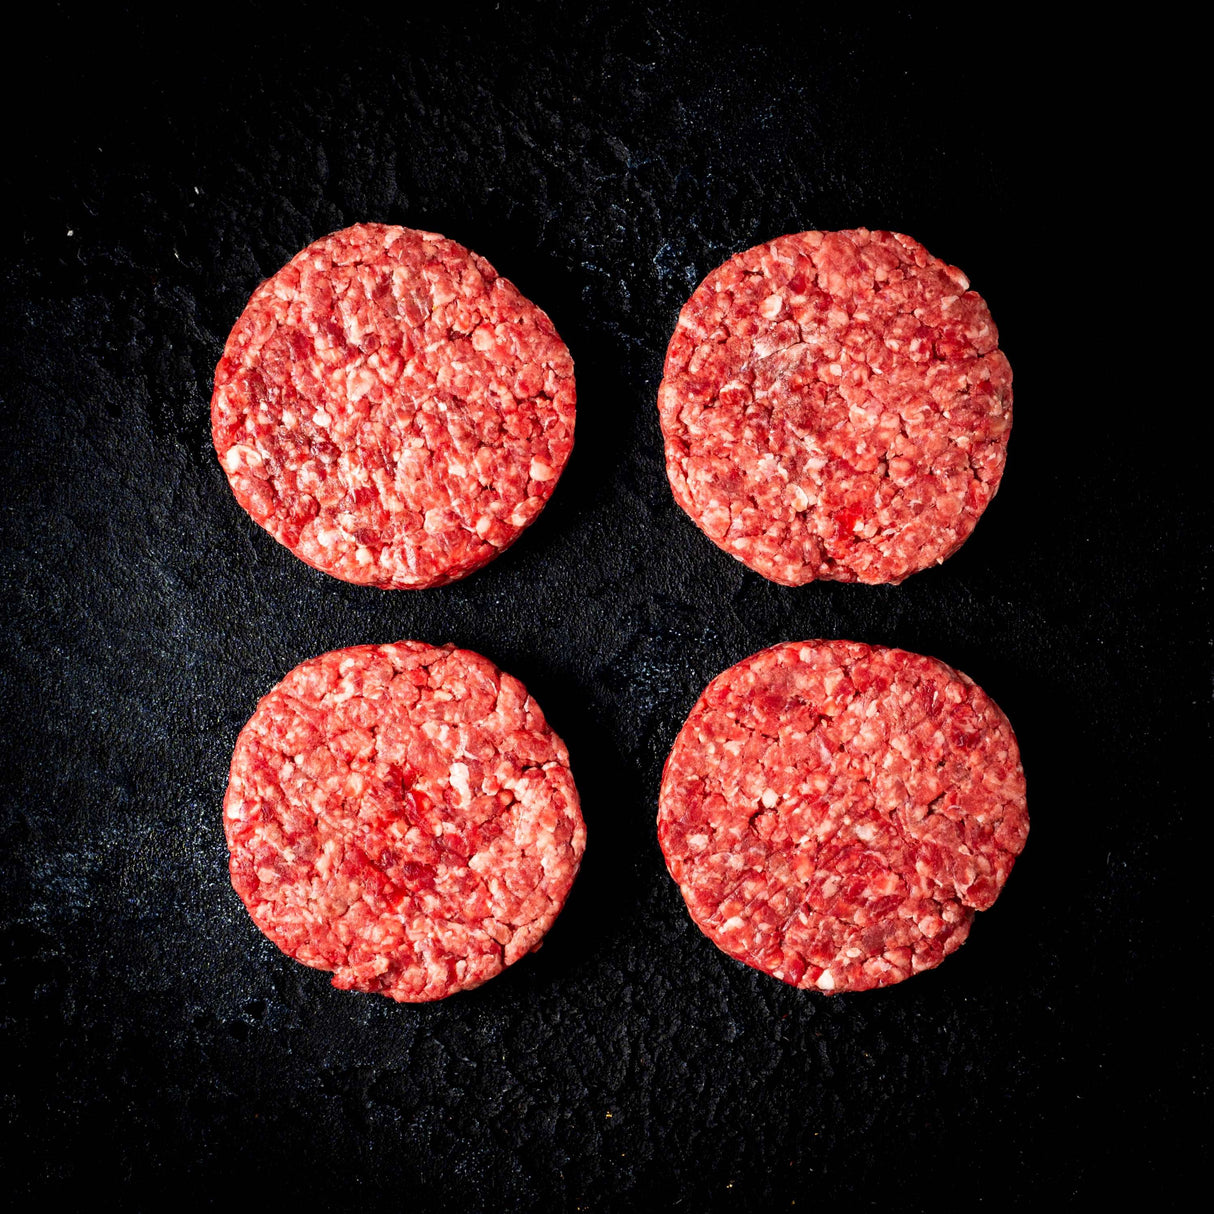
658,230,1011,585
658,641,1027,992
212,224,575,588
224,642,585,1001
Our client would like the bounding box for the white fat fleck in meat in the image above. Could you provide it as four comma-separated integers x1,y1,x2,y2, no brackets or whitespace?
223,444,263,473
347,367,377,401
449,762,472,807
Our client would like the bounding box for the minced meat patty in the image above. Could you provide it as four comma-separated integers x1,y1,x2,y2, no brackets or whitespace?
658,229,1011,585
658,640,1027,992
224,641,586,1001
213,224,576,588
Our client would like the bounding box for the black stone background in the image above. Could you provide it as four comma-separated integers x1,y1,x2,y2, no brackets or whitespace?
1,4,1205,1208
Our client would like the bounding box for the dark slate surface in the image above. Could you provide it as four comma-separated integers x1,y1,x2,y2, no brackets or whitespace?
1,5,1203,1207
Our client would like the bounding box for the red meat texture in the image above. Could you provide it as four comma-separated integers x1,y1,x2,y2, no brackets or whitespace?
658,229,1012,585
658,641,1028,993
212,224,576,588
224,642,586,1001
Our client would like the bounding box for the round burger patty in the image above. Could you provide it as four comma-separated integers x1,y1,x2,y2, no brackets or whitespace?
658,229,1012,585
224,642,586,1001
212,223,575,588
658,641,1027,993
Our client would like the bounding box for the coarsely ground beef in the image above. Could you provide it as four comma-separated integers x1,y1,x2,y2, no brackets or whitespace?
224,642,586,1001
658,640,1027,992
658,230,1011,585
213,224,575,588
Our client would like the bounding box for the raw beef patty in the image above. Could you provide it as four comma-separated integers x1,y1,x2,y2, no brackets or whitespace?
213,223,576,588
658,229,1011,584
658,640,1027,992
224,642,586,1001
